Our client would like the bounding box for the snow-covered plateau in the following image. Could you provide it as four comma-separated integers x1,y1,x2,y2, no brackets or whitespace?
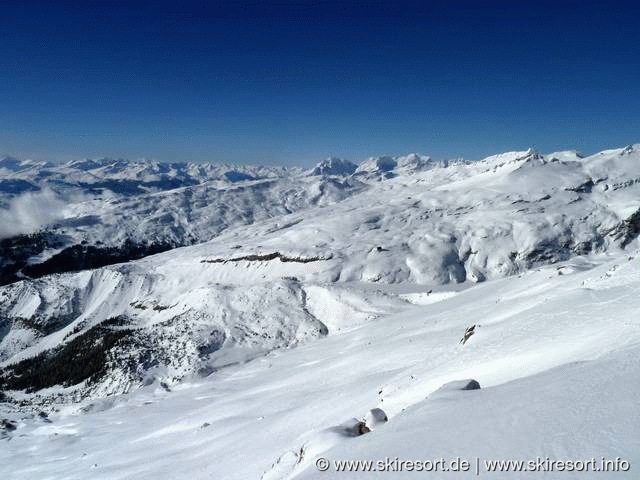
1,146,639,478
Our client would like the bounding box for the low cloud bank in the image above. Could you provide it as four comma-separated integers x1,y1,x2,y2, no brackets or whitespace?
0,189,67,239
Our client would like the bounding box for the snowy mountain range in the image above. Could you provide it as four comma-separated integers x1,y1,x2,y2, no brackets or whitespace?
1,146,639,479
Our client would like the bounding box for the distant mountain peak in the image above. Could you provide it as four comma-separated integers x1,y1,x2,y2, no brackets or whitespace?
354,153,436,178
310,157,358,176
518,148,544,161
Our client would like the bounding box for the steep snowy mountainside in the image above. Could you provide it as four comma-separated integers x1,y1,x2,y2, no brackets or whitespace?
0,254,408,401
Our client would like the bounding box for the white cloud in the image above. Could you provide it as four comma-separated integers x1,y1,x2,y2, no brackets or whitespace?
0,189,67,239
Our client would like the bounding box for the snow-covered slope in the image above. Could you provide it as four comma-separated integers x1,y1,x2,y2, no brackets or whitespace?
1,145,640,478
1,250,639,479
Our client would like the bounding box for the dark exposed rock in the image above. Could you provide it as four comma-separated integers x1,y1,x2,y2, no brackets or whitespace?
523,240,572,266
460,379,481,390
197,330,226,358
357,421,371,435
1,419,16,431
615,208,640,248
201,252,332,264
565,179,594,193
429,379,482,400
460,325,476,345
333,418,373,437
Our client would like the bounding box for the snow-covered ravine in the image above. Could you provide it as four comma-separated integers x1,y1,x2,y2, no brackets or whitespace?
1,250,639,479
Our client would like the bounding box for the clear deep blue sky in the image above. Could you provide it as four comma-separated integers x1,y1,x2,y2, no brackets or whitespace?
1,0,639,166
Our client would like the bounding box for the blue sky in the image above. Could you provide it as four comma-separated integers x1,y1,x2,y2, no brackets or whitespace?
1,1,639,166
